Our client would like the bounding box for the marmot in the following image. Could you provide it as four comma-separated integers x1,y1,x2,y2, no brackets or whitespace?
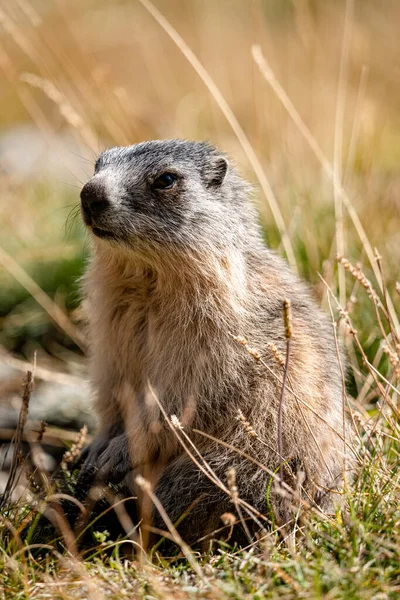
78,139,348,547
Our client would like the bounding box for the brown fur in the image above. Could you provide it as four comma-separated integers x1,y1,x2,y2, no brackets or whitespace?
78,140,349,547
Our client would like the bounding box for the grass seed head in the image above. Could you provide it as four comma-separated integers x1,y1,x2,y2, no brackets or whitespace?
283,299,292,339
61,425,87,471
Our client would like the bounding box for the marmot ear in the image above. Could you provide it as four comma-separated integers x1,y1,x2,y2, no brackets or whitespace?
204,156,228,188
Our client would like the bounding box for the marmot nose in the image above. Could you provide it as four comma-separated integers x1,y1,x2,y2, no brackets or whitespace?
80,181,110,215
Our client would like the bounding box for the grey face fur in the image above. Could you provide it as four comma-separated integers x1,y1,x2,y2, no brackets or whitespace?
80,140,251,253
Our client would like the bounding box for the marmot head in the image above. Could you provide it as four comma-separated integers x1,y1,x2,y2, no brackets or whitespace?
80,139,254,258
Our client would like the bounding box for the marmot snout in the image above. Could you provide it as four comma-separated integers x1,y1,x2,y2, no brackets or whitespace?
80,140,245,253
78,139,350,547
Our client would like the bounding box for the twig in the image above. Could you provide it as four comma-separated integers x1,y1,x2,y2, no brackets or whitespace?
0,425,93,447
0,348,87,387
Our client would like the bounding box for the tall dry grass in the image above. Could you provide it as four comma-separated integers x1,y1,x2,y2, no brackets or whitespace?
0,1,399,598
1,1,400,352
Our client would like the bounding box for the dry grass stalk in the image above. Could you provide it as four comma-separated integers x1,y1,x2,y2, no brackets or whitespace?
374,249,400,350
226,467,252,542
0,349,87,387
0,8,37,59
327,294,352,488
278,299,292,482
135,475,205,581
0,370,34,509
336,254,383,310
147,384,272,528
20,73,98,151
0,245,85,352
35,421,46,444
236,409,258,438
231,335,261,360
137,0,298,273
383,344,400,380
333,0,354,314
267,342,285,368
232,331,356,471
344,65,369,183
0,3,398,596
339,306,400,418
220,512,236,542
170,414,226,489
322,277,400,426
252,44,399,333
0,424,92,448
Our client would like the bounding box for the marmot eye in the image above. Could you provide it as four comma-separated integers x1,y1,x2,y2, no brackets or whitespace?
152,172,176,190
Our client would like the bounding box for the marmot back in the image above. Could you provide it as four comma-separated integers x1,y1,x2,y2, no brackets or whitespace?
78,139,349,547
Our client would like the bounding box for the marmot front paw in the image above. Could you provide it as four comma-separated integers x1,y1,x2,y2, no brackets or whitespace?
96,433,132,484
77,433,131,493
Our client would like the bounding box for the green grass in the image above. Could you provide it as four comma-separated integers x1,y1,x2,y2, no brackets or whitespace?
1,0,400,598
1,265,399,598
1,446,399,599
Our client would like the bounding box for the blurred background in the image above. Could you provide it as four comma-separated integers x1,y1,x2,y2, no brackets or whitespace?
0,0,399,456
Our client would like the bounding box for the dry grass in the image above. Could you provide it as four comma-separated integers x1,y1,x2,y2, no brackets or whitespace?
0,0,400,598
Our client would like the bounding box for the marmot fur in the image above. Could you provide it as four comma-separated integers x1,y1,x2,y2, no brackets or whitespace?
78,139,348,547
